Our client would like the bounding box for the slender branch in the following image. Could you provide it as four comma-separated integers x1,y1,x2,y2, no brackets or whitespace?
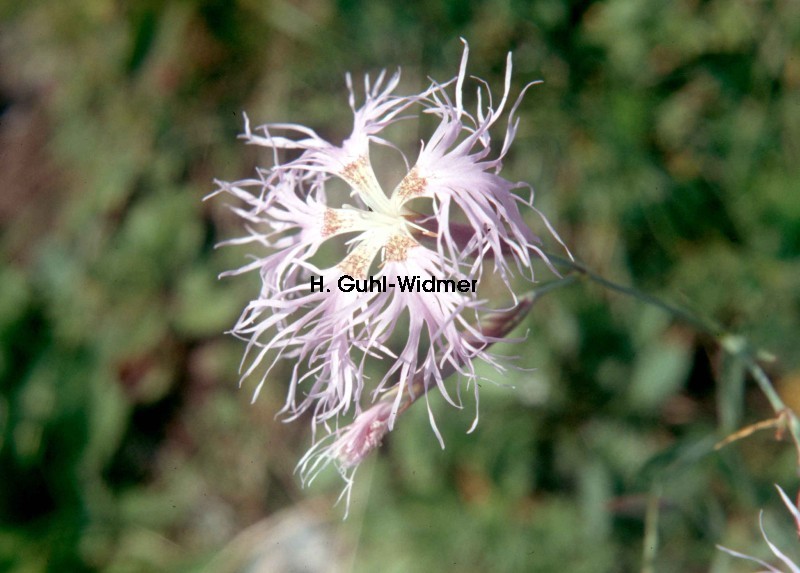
547,253,722,336
641,483,662,573
547,252,800,471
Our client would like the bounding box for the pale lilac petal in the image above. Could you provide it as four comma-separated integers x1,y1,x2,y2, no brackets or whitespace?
388,44,567,289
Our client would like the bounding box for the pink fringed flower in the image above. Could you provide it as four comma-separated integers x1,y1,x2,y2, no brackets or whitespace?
214,40,566,494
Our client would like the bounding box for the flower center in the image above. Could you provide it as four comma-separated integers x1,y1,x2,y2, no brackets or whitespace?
331,154,429,276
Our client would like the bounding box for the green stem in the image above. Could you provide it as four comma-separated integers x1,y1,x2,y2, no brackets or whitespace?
547,253,800,471
547,253,722,336
641,483,662,573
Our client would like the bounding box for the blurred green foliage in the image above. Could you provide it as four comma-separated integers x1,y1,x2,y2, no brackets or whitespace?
1,0,799,571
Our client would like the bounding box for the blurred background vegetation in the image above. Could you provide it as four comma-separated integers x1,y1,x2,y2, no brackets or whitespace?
1,0,799,571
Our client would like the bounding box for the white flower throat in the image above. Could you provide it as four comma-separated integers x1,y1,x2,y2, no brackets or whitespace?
324,153,431,276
